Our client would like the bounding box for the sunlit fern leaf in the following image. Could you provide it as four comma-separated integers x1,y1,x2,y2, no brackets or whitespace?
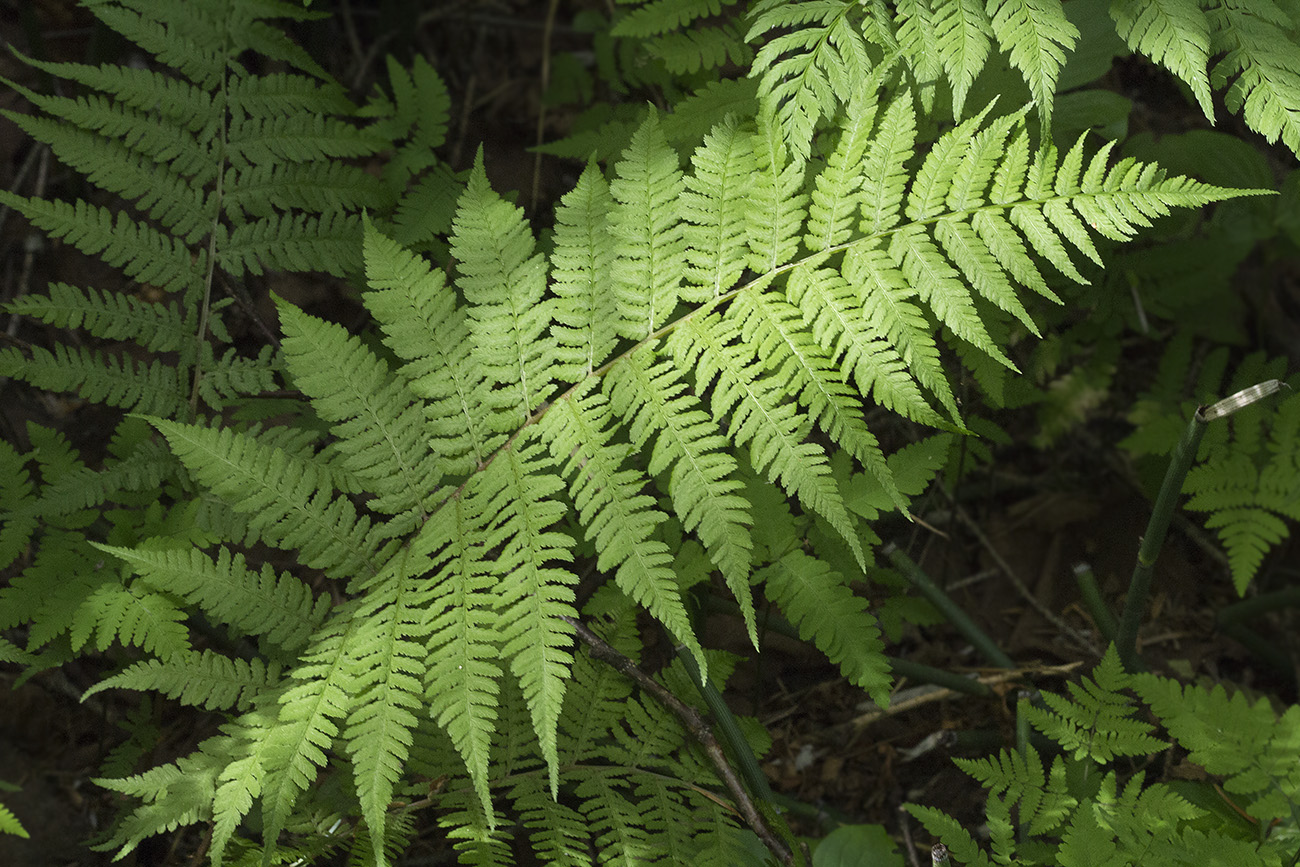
70,580,190,657
413,487,504,821
681,114,753,301
605,345,754,619
550,162,620,381
895,0,944,112
259,610,361,860
610,113,688,340
92,749,222,860
733,288,904,513
933,0,992,119
986,0,1079,129
1110,0,1213,120
806,93,879,253
343,555,427,867
858,93,916,236
362,221,497,477
1210,2,1300,157
758,549,890,704
276,299,440,537
673,311,863,566
745,109,807,272
146,418,387,581
452,153,556,425
538,383,706,670
483,437,578,798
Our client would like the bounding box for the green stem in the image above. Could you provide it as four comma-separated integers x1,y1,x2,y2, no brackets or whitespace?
1072,562,1118,640
1217,587,1300,626
885,543,1015,669
1116,411,1206,672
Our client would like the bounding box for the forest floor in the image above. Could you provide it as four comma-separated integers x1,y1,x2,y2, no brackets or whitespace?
1,1,1297,866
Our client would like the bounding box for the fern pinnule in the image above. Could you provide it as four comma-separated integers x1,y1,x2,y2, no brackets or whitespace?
953,747,1075,837
550,162,619,381
1111,0,1214,120
681,114,753,301
6,283,189,352
82,649,279,712
744,109,807,273
805,93,879,253
610,113,689,341
986,0,1078,129
70,580,190,657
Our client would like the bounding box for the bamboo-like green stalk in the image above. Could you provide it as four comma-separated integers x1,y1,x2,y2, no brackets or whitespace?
1072,562,1118,640
1116,379,1289,672
885,543,1015,669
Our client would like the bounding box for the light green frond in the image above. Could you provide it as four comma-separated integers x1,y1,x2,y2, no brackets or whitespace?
672,312,863,567
605,347,754,617
550,162,619,380
987,0,1079,128
0,344,186,416
5,283,188,352
260,611,362,858
277,299,439,533
745,111,807,272
147,418,384,580
90,543,327,653
1111,0,1213,120
211,711,276,866
92,748,221,860
70,579,190,657
609,112,688,340
539,383,704,667
758,549,890,705
451,154,555,423
1023,645,1167,763
732,288,905,513
480,438,576,797
84,649,278,711
806,93,878,253
0,192,203,294
933,0,992,118
362,220,497,476
415,488,504,820
895,0,944,111
1210,3,1300,157
681,114,753,300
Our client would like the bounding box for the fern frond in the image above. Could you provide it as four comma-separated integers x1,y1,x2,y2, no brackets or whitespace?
1110,0,1214,120
539,383,705,668
605,346,754,615
758,549,890,704
93,748,221,860
512,779,592,867
83,649,278,711
646,24,753,75
609,113,688,340
806,93,878,253
451,154,556,423
0,344,186,416
0,440,37,571
672,311,863,565
146,418,385,580
361,221,497,476
1023,645,1167,762
550,162,619,381
986,0,1079,128
680,114,753,301
894,0,944,112
218,211,362,278
277,299,439,534
612,0,737,37
932,0,992,118
1210,2,1300,156
953,747,1075,836
90,543,327,652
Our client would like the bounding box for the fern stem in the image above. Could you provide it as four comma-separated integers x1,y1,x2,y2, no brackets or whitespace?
884,543,1015,669
1116,410,1208,672
1072,562,1118,640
